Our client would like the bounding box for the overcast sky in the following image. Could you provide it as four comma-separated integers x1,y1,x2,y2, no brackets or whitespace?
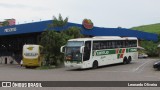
0,0,160,28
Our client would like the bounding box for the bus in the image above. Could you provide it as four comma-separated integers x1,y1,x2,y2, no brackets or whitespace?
22,45,44,68
61,36,138,69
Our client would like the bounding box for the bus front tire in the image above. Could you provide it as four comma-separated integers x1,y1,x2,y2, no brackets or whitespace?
92,61,98,69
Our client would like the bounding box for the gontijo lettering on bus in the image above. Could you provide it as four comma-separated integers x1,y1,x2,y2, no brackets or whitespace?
126,48,137,53
24,53,38,56
93,48,137,59
96,50,115,56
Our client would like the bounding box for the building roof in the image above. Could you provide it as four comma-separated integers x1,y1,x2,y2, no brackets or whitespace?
0,20,158,41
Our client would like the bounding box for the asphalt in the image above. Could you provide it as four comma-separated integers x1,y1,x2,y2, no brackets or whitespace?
0,58,159,90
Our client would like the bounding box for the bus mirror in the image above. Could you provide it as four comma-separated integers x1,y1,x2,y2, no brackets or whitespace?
80,46,85,53
60,46,65,53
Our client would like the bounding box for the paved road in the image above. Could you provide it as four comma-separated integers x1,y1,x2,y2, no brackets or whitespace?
0,58,159,90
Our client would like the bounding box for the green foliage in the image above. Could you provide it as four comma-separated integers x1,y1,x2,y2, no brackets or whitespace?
62,26,83,38
131,23,160,57
39,14,83,67
40,30,67,66
131,23,160,34
140,41,159,57
49,14,68,28
2,21,9,26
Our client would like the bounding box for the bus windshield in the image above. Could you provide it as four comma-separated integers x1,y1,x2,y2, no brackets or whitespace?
23,45,39,59
66,41,84,47
65,41,84,61
65,47,81,61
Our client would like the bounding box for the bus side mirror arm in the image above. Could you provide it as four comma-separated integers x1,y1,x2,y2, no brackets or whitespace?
60,46,65,53
80,46,85,53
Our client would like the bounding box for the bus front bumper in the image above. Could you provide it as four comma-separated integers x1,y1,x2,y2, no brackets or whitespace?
65,62,83,69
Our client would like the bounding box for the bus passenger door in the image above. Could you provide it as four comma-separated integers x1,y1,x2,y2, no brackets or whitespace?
83,41,91,61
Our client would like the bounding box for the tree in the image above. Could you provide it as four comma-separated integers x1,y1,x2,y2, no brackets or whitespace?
40,14,84,67
141,40,158,57
2,21,9,26
40,30,67,66
48,14,68,28
62,26,83,38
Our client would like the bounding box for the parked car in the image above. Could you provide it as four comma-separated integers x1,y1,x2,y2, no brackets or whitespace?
138,53,148,58
153,61,160,70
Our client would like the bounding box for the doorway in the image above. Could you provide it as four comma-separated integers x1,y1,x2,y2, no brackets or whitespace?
5,57,7,64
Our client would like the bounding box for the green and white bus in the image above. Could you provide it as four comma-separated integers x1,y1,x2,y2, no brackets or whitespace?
61,36,138,69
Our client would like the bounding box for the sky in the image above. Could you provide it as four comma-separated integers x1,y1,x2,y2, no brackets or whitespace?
0,0,160,28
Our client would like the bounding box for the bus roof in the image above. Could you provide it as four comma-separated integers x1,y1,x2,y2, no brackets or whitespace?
68,36,137,41
23,44,42,47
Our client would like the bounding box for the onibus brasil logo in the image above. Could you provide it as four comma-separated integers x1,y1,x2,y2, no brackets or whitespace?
1,82,42,87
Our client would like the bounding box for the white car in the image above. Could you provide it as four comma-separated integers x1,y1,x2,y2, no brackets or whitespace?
138,53,148,58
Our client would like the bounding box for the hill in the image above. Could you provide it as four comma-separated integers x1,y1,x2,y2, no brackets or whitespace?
131,23,160,34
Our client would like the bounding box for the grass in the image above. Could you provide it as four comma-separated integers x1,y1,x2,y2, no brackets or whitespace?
131,23,160,34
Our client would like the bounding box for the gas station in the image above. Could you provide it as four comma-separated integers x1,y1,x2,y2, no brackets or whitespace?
0,20,158,64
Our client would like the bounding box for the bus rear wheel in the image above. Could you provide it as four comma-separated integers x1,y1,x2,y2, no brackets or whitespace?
123,57,127,64
92,61,98,69
25,66,30,69
127,56,132,64
158,66,160,70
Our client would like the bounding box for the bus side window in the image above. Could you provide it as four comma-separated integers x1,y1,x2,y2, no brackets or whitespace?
133,40,137,47
116,41,120,48
100,41,106,49
130,41,132,47
125,41,129,47
112,41,116,48
106,41,109,49
128,40,137,47
93,41,100,50
122,41,126,48
131,40,137,47
108,41,112,49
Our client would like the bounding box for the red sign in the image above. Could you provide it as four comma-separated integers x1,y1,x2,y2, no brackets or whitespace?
82,19,94,30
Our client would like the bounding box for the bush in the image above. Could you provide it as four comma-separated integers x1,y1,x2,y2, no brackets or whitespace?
140,41,159,57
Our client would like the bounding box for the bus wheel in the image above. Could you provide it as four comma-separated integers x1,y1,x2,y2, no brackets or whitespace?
127,56,132,64
123,57,127,64
158,66,160,70
92,61,98,69
25,66,30,69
